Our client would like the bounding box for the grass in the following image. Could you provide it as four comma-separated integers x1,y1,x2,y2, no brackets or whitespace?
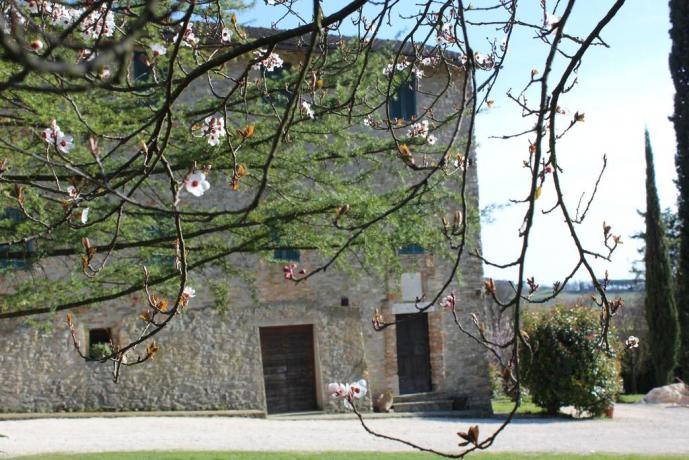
12,453,689,460
491,394,543,415
491,393,645,415
617,394,644,404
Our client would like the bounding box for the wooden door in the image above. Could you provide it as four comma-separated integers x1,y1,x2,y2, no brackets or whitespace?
259,324,317,414
396,313,432,394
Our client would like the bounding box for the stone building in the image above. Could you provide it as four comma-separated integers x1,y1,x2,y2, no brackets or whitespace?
0,28,492,415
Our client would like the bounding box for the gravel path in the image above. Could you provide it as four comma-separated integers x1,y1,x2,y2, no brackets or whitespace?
1,404,688,458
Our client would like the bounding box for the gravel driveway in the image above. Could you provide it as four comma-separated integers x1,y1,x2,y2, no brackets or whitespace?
1,404,688,458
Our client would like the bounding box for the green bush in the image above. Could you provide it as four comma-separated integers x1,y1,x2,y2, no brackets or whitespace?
520,305,622,416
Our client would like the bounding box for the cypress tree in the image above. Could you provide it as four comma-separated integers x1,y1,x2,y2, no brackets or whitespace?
669,0,689,378
644,129,680,386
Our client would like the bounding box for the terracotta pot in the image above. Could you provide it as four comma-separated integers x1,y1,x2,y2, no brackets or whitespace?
605,405,614,418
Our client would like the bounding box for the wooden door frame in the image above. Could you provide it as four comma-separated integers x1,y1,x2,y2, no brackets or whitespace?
257,323,322,413
395,312,432,394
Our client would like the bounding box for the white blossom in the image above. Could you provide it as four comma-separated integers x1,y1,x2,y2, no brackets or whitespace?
436,22,455,45
66,185,78,199
625,336,640,349
174,25,199,48
183,286,196,298
545,13,561,33
56,134,74,153
202,116,226,146
80,7,116,40
328,379,367,410
221,27,232,43
301,101,315,119
383,58,410,77
407,120,429,139
427,134,437,145
42,120,73,153
184,172,211,197
421,56,439,67
149,43,167,58
252,49,284,72
79,208,89,224
41,119,63,143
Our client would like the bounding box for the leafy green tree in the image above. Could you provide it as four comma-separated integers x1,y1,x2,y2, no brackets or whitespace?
644,129,680,385
669,0,689,378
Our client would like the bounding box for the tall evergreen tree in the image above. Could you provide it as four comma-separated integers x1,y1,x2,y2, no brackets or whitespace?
669,0,689,378
644,129,680,386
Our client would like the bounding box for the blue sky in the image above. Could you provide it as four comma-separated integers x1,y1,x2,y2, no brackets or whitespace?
241,1,677,284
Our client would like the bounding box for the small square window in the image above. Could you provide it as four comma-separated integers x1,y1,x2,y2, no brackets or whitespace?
398,244,425,255
0,208,34,270
88,328,113,359
388,78,417,121
273,248,300,262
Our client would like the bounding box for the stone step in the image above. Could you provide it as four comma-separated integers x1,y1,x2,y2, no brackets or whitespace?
392,399,455,412
393,392,451,403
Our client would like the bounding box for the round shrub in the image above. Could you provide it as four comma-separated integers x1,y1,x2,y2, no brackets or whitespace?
520,305,622,416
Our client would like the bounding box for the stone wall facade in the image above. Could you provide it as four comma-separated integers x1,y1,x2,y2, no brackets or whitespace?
0,45,492,414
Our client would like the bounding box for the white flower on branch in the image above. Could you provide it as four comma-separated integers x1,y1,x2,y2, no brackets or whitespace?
56,134,74,153
473,52,494,69
545,13,561,33
383,59,409,77
421,55,439,67
252,49,284,72
427,134,437,145
221,27,232,43
328,379,367,409
42,119,73,153
183,286,196,298
440,292,456,309
202,116,226,146
301,101,315,119
184,172,211,197
66,185,79,200
625,336,640,349
149,43,167,58
407,119,429,138
174,25,199,48
80,7,116,40
51,5,75,28
436,22,456,45
41,119,63,143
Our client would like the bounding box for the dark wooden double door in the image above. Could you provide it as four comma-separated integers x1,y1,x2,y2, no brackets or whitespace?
259,324,318,414
396,313,432,394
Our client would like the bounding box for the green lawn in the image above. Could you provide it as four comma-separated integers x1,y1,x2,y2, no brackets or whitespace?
617,394,644,404
491,395,543,415
491,393,645,415
12,453,689,460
